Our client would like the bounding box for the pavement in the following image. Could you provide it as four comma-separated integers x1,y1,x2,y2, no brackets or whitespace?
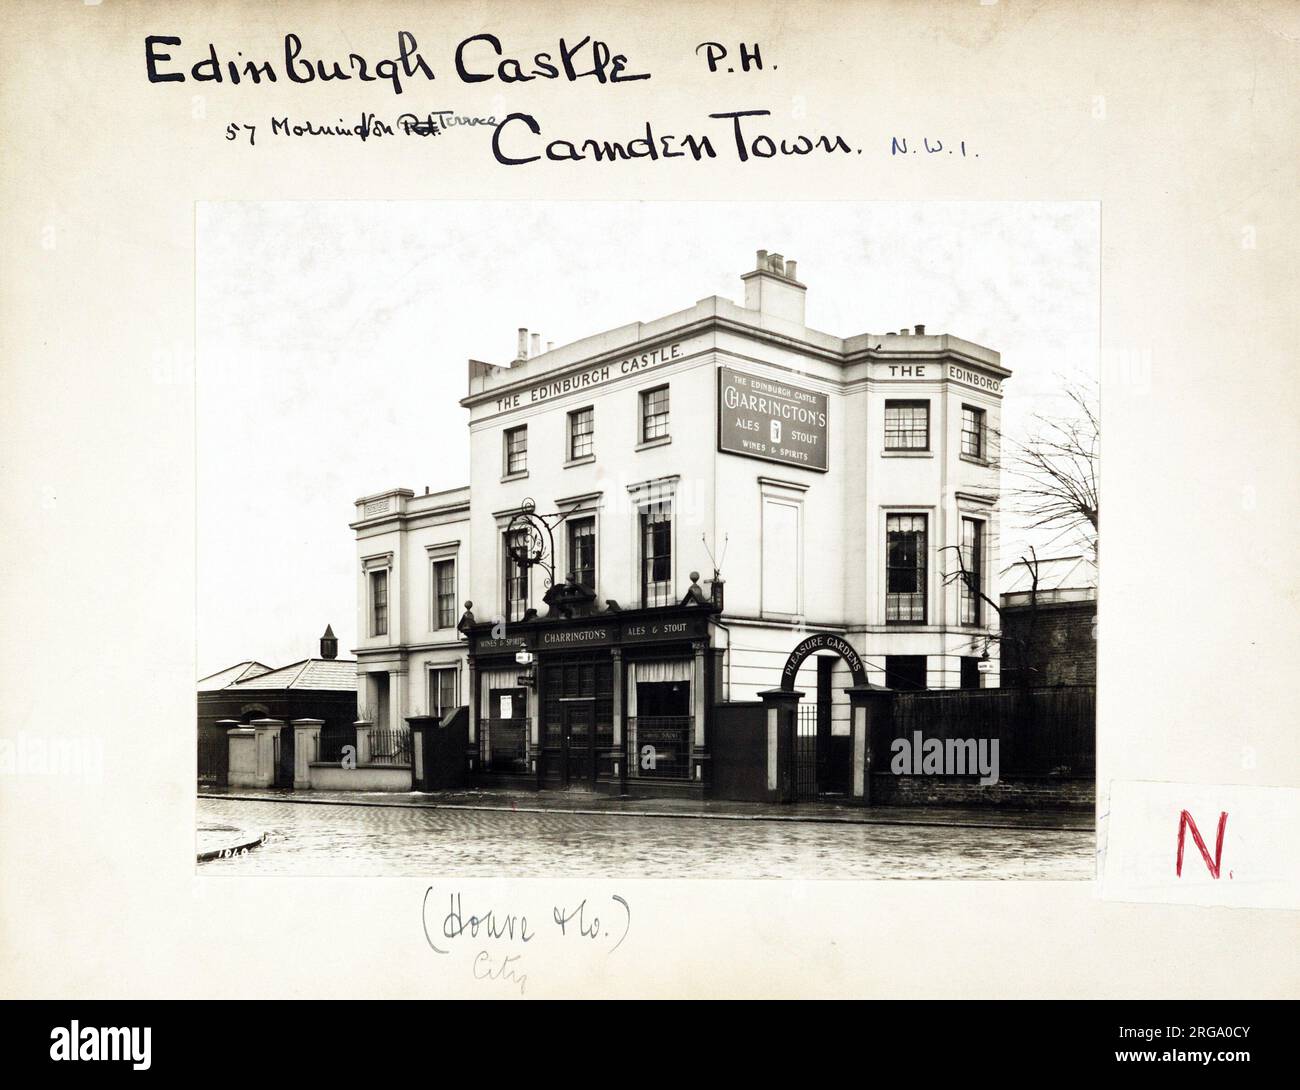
198,785,1093,832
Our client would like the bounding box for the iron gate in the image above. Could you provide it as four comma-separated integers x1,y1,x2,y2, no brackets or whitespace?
795,703,818,800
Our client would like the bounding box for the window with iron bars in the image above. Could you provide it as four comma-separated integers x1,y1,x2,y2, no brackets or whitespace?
886,513,927,623
641,385,670,442
433,558,456,629
568,516,596,591
884,400,930,450
504,528,529,622
504,425,528,475
640,502,672,607
959,517,983,625
370,569,388,636
961,405,986,459
568,406,594,460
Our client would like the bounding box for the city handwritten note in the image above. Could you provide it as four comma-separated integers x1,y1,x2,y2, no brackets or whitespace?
422,889,631,995
1100,781,1300,910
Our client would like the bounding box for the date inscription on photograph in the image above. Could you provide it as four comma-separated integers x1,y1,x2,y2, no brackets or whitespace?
717,366,829,471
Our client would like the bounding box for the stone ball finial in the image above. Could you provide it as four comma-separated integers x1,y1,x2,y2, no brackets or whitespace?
464,600,473,609
689,571,700,582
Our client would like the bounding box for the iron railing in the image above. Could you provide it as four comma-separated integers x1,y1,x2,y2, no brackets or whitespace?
318,722,355,763
629,716,693,779
479,717,530,772
795,704,818,799
367,729,412,765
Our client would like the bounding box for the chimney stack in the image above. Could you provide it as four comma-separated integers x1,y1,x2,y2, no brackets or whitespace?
319,624,338,661
741,248,808,326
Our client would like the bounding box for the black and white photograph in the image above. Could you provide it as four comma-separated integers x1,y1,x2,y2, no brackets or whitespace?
195,201,1100,879
2,0,1296,1039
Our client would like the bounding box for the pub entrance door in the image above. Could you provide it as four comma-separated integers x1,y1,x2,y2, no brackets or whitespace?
561,702,594,788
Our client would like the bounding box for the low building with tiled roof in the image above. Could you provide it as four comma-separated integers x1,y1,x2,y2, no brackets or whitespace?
197,626,357,787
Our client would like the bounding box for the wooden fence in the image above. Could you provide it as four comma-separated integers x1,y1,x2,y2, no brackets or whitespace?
874,685,1095,776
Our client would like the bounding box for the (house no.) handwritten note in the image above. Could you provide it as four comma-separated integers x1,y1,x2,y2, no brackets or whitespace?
1100,781,1300,910
421,888,631,996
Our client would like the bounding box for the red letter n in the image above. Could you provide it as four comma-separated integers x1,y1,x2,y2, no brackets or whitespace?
1175,809,1228,879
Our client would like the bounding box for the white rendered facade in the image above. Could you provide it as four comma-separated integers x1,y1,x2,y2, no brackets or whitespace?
354,250,1008,759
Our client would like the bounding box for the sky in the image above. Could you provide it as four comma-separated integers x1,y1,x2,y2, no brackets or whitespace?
196,200,1099,676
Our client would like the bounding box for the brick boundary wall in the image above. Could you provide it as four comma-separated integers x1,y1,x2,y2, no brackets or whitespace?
870,773,1095,812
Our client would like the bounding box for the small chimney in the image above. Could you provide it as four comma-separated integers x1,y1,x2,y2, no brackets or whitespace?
742,247,807,325
546,341,554,353
914,324,926,335
516,327,528,361
530,332,541,357
899,328,910,335
320,624,338,661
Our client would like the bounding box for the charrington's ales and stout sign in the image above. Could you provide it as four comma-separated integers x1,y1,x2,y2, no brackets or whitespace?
469,610,711,654
717,366,829,472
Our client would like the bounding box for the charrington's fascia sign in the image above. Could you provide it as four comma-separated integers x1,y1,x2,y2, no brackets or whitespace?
470,611,710,653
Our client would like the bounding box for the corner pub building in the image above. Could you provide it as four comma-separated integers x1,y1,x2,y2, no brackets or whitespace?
351,250,1010,802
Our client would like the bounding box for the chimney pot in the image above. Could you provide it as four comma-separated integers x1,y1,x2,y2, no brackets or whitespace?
900,328,910,335
546,341,554,353
516,327,528,359
784,259,797,281
914,324,926,335
756,248,768,269
530,333,541,357
769,252,785,276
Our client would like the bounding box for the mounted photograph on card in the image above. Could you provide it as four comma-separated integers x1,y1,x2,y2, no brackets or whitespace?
195,200,1098,879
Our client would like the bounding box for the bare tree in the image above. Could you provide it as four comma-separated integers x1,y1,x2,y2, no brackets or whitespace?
940,542,1042,688
1004,380,1099,555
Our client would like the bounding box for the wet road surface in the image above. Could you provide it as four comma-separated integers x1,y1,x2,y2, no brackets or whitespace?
198,797,1093,880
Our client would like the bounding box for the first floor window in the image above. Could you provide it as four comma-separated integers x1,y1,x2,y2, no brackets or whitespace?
886,513,927,623
568,406,594,459
641,385,670,442
369,569,388,636
640,502,672,607
961,405,986,459
959,518,983,625
504,528,529,622
430,667,458,716
884,400,930,450
433,558,456,629
568,517,596,591
504,425,528,475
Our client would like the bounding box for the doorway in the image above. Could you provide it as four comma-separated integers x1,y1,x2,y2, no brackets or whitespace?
562,702,594,787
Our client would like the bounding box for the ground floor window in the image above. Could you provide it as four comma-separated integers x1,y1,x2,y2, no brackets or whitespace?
480,679,528,772
628,659,692,779
429,666,459,717
885,655,928,691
